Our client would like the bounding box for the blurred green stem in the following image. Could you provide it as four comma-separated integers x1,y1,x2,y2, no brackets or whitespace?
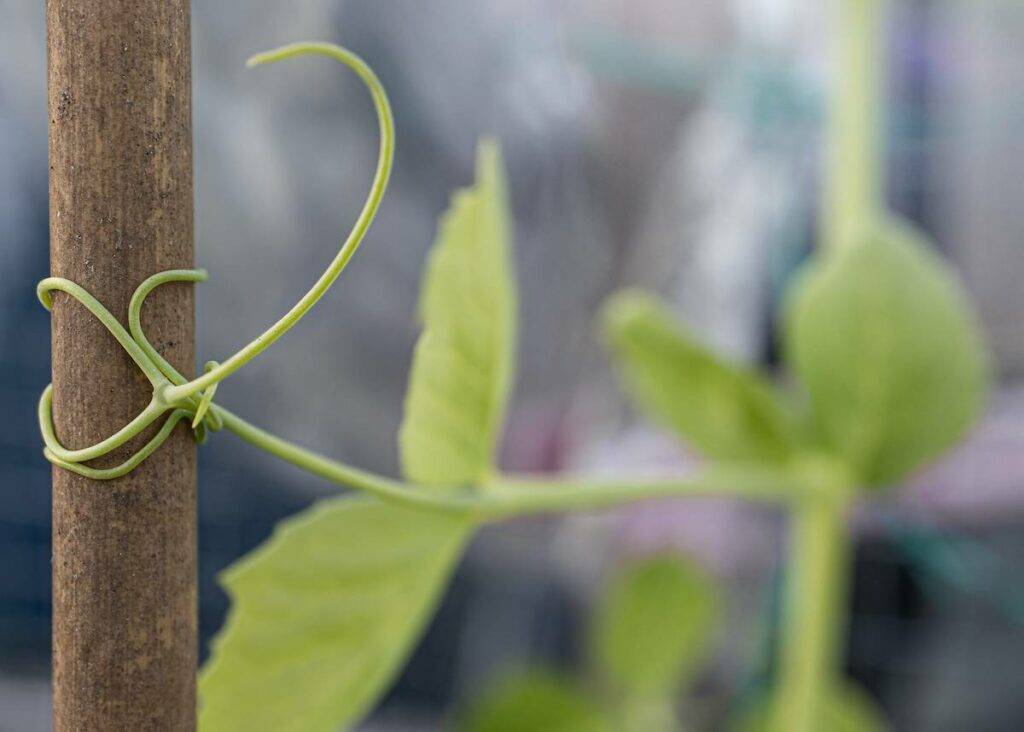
774,1,885,728
620,695,677,732
773,497,852,731
825,0,884,251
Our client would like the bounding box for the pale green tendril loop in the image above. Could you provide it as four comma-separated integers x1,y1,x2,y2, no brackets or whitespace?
163,42,394,406
36,42,393,482
37,271,223,478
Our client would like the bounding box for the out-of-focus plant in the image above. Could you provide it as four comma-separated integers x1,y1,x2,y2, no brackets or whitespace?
602,219,987,732
459,555,720,732
603,2,988,730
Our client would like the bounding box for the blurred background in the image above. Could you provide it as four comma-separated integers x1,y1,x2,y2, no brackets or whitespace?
2,0,1024,729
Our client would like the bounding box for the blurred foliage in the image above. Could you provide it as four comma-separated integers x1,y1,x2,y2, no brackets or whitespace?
603,216,988,732
590,556,719,697
460,555,720,732
458,672,613,732
602,293,799,466
605,219,990,492
785,222,989,488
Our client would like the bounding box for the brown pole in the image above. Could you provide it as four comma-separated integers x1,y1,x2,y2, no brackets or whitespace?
47,1,196,729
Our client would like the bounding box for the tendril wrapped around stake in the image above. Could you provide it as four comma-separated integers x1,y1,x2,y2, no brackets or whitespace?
38,270,222,479
37,42,393,482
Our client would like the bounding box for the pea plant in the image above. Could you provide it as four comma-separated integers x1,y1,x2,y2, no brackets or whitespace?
36,4,989,729
459,556,721,732
604,225,988,732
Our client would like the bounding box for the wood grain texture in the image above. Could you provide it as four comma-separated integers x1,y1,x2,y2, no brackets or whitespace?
47,0,196,728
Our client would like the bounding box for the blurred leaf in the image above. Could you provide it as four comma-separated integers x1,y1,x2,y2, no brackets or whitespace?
603,291,799,464
399,139,517,487
785,222,989,487
459,671,612,732
199,497,473,732
733,683,888,732
590,555,719,696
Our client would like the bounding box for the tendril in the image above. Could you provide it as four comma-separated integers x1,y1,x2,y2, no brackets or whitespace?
162,42,395,405
37,42,393,481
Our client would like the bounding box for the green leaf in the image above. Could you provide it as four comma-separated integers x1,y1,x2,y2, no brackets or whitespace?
198,497,473,732
589,555,719,696
785,222,989,487
399,139,517,487
602,291,799,464
459,671,612,732
733,683,888,732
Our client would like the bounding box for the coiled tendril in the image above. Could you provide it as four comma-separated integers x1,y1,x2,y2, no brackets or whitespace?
38,42,394,481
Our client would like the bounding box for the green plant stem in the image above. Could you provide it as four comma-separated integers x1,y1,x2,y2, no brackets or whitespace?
769,1,885,727
213,401,802,519
772,496,851,731
213,405,461,512
825,0,884,251
484,467,810,518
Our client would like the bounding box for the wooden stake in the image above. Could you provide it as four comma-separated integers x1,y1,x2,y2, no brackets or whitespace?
47,1,196,728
